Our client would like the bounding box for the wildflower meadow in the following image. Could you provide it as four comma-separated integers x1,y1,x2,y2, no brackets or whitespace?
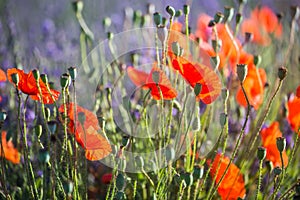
1,0,300,199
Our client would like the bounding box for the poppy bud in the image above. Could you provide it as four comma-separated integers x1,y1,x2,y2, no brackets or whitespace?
193,165,204,180
135,155,144,169
38,150,50,163
49,82,55,89
175,9,183,17
0,110,7,123
141,15,150,27
153,12,162,26
194,83,202,96
238,0,247,4
152,71,160,84
165,146,175,162
107,32,114,40
274,166,282,176
253,55,261,66
235,13,243,25
32,69,40,81
121,136,130,147
181,172,193,186
35,125,43,138
192,116,201,131
63,180,74,196
115,191,125,200
219,113,227,128
68,66,77,80
47,120,57,135
162,17,167,26
133,10,142,25
172,42,181,56
237,64,248,83
278,67,287,80
44,107,51,121
183,5,190,15
40,74,48,84
257,147,266,160
214,12,224,24
291,6,300,20
276,137,286,152
208,20,216,27
221,89,229,101
166,6,175,17
116,173,126,191
266,160,273,172
244,32,253,43
60,74,70,89
11,73,19,85
72,0,83,13
224,6,234,23
157,26,167,44
210,56,220,69
102,17,112,29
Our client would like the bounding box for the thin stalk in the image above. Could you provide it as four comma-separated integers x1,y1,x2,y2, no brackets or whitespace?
255,159,263,200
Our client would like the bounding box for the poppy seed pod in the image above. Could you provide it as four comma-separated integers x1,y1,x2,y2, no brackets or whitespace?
32,69,40,81
40,74,48,84
153,12,162,26
102,17,112,29
11,73,19,85
237,64,248,83
0,110,7,122
121,136,130,147
214,12,224,24
253,55,262,66
236,13,243,25
266,160,273,172
172,42,181,56
274,166,282,175
193,165,204,180
63,181,74,196
291,6,300,20
278,67,287,80
38,150,50,163
276,137,286,152
208,20,216,27
194,83,202,96
72,1,83,13
166,6,175,17
107,32,114,40
183,5,190,15
175,9,183,17
182,172,193,186
68,66,77,80
224,6,234,23
60,74,70,89
257,147,266,160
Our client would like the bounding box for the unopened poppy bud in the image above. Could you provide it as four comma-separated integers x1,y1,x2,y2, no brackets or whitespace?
224,6,234,23
107,32,114,40
278,67,287,80
40,74,48,84
236,13,243,25
135,155,144,168
237,64,248,83
245,32,253,43
102,17,111,29
68,66,77,80
121,136,130,147
221,89,229,101
266,160,273,172
35,124,43,138
44,107,51,121
219,113,227,127
115,191,125,200
152,71,160,84
47,120,57,135
162,17,167,26
194,83,202,96
157,26,167,44
274,166,282,175
214,12,224,24
193,165,204,180
182,172,193,186
153,12,162,26
257,147,266,160
172,42,181,56
253,55,261,66
276,137,286,152
208,20,216,27
0,110,7,122
165,146,175,161
72,1,83,13
32,69,40,81
116,173,126,191
192,116,201,131
11,73,19,85
210,56,220,69
64,181,74,196
60,73,71,89
183,5,190,15
291,6,300,20
175,9,183,17
38,150,50,163
166,6,175,17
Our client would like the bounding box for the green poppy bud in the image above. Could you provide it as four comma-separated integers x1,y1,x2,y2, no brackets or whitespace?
276,137,286,152
257,147,266,160
236,64,248,83
166,6,175,17
278,67,287,80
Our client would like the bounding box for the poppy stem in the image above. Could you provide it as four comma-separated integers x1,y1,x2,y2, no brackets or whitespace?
255,159,264,200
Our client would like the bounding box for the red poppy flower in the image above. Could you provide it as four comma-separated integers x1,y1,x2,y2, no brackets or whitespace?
241,6,282,46
195,14,213,43
287,94,300,134
236,60,267,110
296,85,300,98
207,154,246,200
59,103,112,161
260,122,288,167
101,173,113,184
168,53,221,104
127,65,177,100
0,69,7,82
0,131,20,164
7,68,60,104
